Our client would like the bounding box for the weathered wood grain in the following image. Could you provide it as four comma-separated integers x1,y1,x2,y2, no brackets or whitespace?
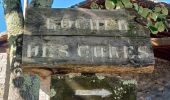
151,37,170,46
25,8,150,37
22,36,154,68
23,65,154,74
23,8,154,73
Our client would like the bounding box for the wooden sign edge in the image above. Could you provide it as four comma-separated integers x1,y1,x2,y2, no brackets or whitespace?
22,64,154,74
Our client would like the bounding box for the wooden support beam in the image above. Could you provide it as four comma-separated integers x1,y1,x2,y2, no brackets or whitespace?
151,37,170,47
23,65,154,75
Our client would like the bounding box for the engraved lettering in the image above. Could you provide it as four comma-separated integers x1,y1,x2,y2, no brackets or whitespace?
78,45,90,57
98,20,105,30
27,45,39,57
48,45,69,58
109,46,119,58
26,44,150,60
118,20,128,30
94,46,105,57
138,46,149,58
105,19,118,30
46,18,128,31
58,45,69,57
61,18,71,29
46,18,62,30
42,46,47,57
123,46,128,58
128,46,135,59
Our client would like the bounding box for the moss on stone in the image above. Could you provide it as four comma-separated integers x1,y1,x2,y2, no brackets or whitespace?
13,74,40,100
50,75,136,100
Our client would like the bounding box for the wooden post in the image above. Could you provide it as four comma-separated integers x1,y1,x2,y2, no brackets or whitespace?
3,0,24,99
3,0,40,100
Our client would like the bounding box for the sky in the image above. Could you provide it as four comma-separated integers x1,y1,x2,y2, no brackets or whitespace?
0,0,170,32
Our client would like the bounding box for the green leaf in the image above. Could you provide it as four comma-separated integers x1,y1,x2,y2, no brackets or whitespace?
116,0,124,9
140,8,151,18
147,22,158,34
133,3,139,11
150,12,158,21
121,0,132,8
90,2,99,9
112,0,118,4
147,21,153,29
154,7,162,12
149,26,158,34
155,22,165,32
156,16,164,21
161,7,168,15
8,35,17,45
138,6,143,14
125,2,133,8
105,0,115,9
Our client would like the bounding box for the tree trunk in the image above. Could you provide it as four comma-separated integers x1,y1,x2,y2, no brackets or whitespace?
3,0,40,100
3,0,54,100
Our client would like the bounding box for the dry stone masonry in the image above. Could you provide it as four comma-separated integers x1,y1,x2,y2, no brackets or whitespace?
0,50,7,99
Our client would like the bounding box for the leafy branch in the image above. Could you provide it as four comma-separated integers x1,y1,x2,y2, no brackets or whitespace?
104,0,169,34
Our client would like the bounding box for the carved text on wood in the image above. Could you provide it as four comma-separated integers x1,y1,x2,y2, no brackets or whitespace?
22,36,154,66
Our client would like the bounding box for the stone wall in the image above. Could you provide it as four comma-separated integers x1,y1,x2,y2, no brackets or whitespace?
116,58,170,100
0,47,7,100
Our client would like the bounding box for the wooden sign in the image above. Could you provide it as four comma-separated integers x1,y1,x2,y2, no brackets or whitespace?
23,8,155,73
50,75,136,100
25,8,149,37
22,36,154,66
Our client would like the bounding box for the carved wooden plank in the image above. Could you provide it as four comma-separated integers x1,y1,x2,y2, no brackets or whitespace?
50,75,136,100
22,36,154,68
25,8,149,37
151,37,170,46
23,8,155,73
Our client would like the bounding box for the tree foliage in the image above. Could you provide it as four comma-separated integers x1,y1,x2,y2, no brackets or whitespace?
92,0,169,34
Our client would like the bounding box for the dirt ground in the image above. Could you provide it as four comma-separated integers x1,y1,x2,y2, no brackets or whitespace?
136,58,170,100
116,58,170,100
